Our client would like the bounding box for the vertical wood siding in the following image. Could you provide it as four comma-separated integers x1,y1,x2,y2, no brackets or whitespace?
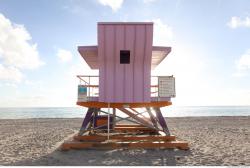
98,23,153,103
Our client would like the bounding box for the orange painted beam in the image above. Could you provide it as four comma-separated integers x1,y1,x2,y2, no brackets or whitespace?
74,135,106,142
76,101,172,108
115,124,145,127
61,141,93,150
112,135,176,141
74,135,176,142
114,127,155,131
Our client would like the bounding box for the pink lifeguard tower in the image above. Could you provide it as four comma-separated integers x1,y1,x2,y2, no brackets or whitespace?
62,22,188,150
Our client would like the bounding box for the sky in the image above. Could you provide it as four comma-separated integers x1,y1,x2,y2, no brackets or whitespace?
0,0,250,107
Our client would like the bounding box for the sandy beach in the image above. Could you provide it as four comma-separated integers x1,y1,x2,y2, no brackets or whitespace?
0,116,249,166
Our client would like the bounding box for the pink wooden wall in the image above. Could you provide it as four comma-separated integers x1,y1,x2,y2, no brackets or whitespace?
98,23,153,103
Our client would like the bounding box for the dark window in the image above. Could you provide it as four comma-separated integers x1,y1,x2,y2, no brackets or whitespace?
120,50,130,64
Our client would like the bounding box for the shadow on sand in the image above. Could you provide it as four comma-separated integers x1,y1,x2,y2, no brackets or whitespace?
11,147,191,166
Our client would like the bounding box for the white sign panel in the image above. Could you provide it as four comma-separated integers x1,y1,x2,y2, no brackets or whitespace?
158,76,176,97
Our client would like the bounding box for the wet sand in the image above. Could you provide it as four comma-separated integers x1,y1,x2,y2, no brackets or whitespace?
0,116,249,166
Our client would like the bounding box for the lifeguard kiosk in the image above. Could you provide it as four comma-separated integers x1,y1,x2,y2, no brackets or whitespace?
62,22,188,150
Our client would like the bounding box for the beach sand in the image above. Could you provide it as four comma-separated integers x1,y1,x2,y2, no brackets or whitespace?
0,116,249,166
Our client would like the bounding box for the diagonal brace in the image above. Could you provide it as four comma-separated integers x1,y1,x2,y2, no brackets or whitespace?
118,108,156,130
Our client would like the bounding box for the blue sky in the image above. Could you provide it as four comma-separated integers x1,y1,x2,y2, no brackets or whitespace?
0,0,250,107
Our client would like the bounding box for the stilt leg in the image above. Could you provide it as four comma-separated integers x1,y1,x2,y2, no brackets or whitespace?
107,103,110,140
79,108,95,135
154,107,170,135
146,107,159,129
112,108,116,129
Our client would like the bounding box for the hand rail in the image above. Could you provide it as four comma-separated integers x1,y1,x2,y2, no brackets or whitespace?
77,75,174,99
78,84,99,88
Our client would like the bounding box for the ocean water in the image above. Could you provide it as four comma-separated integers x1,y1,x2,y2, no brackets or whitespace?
0,106,249,119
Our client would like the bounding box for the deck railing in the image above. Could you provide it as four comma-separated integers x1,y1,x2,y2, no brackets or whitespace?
77,75,175,101
77,75,99,98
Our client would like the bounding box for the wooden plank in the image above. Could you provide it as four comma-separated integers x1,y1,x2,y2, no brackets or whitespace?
114,127,155,131
76,101,172,108
115,124,145,127
61,140,189,150
114,126,158,133
74,135,106,142
112,135,176,141
115,129,157,133
61,141,93,150
74,135,175,142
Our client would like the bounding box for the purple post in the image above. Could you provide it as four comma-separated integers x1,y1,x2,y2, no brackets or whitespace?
154,107,170,135
79,108,95,134
146,107,159,129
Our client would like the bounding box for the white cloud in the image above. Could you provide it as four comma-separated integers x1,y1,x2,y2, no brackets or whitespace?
232,71,247,77
97,0,123,12
0,13,44,83
236,49,250,70
227,16,250,29
57,49,73,62
152,18,173,46
232,49,250,78
0,64,23,82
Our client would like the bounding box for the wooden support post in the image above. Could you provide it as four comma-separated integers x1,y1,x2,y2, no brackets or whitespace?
107,103,110,140
112,108,116,129
146,107,159,129
79,108,95,135
154,107,170,135
92,108,98,130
